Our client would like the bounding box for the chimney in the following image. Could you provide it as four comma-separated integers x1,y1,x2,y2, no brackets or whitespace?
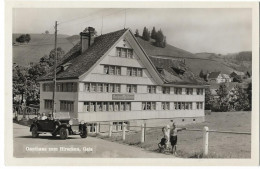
80,27,96,53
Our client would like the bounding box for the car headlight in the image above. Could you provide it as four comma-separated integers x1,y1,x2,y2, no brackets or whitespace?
69,119,73,125
80,120,85,124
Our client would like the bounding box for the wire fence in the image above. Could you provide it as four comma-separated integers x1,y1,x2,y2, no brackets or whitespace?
85,121,251,157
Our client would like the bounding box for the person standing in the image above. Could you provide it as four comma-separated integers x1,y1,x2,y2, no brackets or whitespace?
170,123,186,155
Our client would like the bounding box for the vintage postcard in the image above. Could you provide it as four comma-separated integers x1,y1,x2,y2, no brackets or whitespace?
4,1,259,166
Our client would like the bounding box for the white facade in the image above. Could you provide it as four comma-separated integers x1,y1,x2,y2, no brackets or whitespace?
39,30,206,124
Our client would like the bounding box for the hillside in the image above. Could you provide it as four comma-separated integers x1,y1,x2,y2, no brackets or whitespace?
12,33,251,76
136,37,237,75
13,33,79,66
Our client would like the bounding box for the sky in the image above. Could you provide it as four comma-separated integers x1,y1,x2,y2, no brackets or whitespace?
13,8,252,54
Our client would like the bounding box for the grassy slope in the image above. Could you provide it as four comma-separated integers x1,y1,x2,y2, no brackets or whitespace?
96,111,251,158
136,37,236,75
13,34,77,66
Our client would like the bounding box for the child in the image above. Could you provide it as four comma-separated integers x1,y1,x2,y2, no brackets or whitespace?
170,123,186,155
158,127,168,153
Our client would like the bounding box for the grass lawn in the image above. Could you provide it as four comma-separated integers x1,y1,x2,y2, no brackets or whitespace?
95,111,251,158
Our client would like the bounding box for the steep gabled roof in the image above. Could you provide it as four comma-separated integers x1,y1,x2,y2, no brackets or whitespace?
208,71,221,79
149,56,207,85
38,29,128,81
38,28,207,86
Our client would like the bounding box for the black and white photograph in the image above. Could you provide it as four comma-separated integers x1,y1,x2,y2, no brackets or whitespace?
4,1,259,166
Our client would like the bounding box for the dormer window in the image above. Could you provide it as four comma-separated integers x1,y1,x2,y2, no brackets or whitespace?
60,62,72,71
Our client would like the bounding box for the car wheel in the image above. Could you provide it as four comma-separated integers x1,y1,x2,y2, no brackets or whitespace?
31,126,39,138
80,131,87,138
59,127,69,140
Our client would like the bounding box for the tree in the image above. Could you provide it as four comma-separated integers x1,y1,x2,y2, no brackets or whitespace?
40,47,65,68
216,83,230,112
154,29,166,48
205,88,214,110
16,34,31,43
142,27,150,41
246,82,252,111
199,70,205,79
16,35,26,43
25,34,31,43
233,75,242,83
45,30,49,34
135,29,139,37
13,65,28,104
151,27,157,39
232,85,250,111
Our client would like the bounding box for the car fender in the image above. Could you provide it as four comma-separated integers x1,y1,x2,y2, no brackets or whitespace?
52,123,69,135
30,123,38,131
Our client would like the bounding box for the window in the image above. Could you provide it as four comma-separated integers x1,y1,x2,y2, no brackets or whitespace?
127,49,133,58
57,83,61,92
90,102,95,112
115,84,120,93
117,47,134,59
109,66,115,75
147,86,156,93
91,83,96,92
126,102,131,111
142,102,156,110
186,88,193,95
121,48,127,58
104,65,121,75
115,102,119,111
104,84,109,92
126,85,137,93
174,87,182,95
137,68,142,77
132,68,137,76
44,100,53,110
117,48,121,57
60,101,74,112
197,88,204,95
104,65,109,74
116,67,121,75
109,84,115,93
97,83,103,92
84,83,90,92
196,102,203,109
162,87,170,94
127,68,132,76
83,102,89,112
97,102,102,111
174,102,192,110
109,102,114,111
44,83,77,92
126,67,142,77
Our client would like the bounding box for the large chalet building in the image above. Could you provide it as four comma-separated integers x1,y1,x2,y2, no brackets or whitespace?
38,27,208,131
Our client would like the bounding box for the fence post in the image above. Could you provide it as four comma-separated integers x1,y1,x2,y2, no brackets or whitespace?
203,126,209,156
122,123,126,141
109,122,112,137
141,124,145,143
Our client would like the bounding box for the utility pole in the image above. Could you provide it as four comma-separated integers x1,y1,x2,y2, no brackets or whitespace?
52,21,58,117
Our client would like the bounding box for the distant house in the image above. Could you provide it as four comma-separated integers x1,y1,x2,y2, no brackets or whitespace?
222,74,231,83
230,71,245,79
208,72,225,83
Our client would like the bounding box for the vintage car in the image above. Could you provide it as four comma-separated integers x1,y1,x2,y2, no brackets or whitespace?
30,112,88,140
